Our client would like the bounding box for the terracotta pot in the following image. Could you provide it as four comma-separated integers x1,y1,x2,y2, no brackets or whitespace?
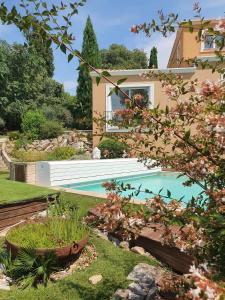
5,221,88,260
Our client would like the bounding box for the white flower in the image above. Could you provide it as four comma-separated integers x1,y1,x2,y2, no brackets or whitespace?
190,287,201,298
189,265,203,278
205,286,216,299
199,262,209,272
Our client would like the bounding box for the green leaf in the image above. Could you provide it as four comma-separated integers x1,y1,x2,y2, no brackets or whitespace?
68,53,73,62
101,70,111,77
184,130,190,141
117,78,127,86
96,76,101,85
60,43,67,54
167,190,171,198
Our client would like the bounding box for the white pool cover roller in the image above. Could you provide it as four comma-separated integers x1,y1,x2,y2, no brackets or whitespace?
36,158,161,187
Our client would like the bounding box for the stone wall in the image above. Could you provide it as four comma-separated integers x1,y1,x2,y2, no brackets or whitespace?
6,130,93,156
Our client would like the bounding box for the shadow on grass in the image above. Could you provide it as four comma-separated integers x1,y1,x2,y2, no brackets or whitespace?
58,278,123,300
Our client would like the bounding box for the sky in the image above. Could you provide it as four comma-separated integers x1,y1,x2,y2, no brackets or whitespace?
0,0,225,95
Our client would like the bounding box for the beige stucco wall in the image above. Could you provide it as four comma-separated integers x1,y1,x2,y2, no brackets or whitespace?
168,20,225,68
92,68,222,147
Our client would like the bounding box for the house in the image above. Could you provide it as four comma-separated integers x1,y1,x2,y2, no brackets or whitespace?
91,19,225,147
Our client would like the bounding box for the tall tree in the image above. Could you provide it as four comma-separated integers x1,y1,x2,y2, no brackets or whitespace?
100,44,148,69
76,16,101,129
25,29,55,77
149,46,158,69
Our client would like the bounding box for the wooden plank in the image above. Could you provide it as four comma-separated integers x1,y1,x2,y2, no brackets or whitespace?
0,193,60,230
0,212,42,230
0,203,47,220
0,192,60,209
135,235,194,274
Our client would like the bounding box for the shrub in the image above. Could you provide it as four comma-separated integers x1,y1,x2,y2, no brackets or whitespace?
39,120,64,139
0,117,5,132
13,134,30,150
98,138,129,158
8,131,20,141
47,146,76,160
21,111,46,140
12,149,48,162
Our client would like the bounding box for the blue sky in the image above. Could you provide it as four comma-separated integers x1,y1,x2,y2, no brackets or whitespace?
0,0,225,95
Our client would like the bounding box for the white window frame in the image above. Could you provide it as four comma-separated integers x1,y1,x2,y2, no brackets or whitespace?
105,82,154,132
201,31,224,51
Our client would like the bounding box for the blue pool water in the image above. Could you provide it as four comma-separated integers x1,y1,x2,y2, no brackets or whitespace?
62,172,204,203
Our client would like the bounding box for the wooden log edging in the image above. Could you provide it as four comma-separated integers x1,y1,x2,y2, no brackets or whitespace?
0,192,60,231
89,207,194,274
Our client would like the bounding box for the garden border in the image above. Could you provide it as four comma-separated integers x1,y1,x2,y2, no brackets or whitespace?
0,192,60,231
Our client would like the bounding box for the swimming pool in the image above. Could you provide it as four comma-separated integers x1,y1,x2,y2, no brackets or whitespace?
62,172,204,203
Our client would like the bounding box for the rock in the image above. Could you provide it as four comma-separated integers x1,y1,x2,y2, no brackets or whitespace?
89,274,103,285
38,210,47,217
145,287,158,300
119,241,130,250
127,263,165,286
57,136,63,143
111,289,130,300
93,229,108,240
128,291,144,300
131,246,146,255
0,276,11,291
108,235,120,246
40,140,50,150
128,282,147,297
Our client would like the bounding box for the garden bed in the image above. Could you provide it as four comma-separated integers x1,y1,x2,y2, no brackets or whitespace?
0,193,60,230
89,207,194,274
5,217,89,259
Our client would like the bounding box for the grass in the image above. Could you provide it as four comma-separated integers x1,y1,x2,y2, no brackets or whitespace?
0,234,157,300
6,218,89,249
0,172,54,205
0,172,158,299
0,172,103,208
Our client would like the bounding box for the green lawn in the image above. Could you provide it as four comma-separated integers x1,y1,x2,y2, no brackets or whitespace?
0,235,156,300
0,172,55,205
0,173,157,300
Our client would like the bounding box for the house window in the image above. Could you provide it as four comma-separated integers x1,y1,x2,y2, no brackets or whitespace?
203,34,224,50
106,84,153,131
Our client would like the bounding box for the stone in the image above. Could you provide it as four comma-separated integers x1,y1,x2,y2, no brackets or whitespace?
88,274,103,285
119,241,130,250
0,276,11,291
128,291,144,300
127,264,155,285
131,246,146,255
93,229,108,240
127,263,165,286
111,289,129,300
57,136,63,143
145,287,158,300
128,282,147,296
108,235,120,246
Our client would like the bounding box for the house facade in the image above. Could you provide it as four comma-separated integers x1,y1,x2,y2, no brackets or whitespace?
91,19,225,147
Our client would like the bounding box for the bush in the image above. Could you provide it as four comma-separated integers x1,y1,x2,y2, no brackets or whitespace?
11,149,48,162
98,138,129,159
14,135,31,150
47,146,76,160
21,111,46,140
0,117,5,132
39,120,64,139
8,131,20,141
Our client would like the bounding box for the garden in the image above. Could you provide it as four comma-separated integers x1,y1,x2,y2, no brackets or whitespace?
0,171,160,300
0,0,224,300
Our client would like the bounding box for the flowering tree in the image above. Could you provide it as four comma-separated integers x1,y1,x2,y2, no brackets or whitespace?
0,1,224,298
